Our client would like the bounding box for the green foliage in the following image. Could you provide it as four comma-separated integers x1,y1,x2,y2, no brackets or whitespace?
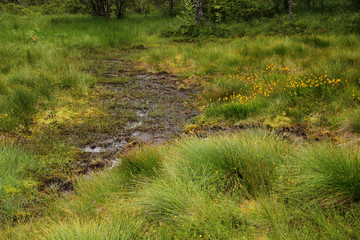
0,14,175,130
37,218,144,240
162,23,230,38
349,12,360,33
207,97,266,120
121,146,163,179
284,144,360,205
0,146,40,224
275,18,308,35
347,107,360,134
173,131,288,197
205,0,275,22
177,0,195,25
3,131,360,239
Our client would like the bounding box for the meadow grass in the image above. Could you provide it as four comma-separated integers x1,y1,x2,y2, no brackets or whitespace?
142,33,360,127
284,144,360,205
1,8,360,239
2,130,360,239
0,146,40,224
0,13,176,130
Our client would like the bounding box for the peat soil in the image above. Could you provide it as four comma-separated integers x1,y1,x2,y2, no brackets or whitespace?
64,51,201,176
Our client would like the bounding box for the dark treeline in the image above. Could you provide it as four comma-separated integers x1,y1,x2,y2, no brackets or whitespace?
0,0,359,20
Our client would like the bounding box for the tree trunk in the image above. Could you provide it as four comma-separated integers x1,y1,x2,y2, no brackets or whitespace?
169,0,176,16
194,0,203,24
284,0,289,10
105,0,110,19
115,0,126,19
288,0,293,20
169,0,173,11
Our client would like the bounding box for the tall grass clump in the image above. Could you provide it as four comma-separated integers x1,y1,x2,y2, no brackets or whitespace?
29,217,144,240
346,107,360,134
285,144,360,205
0,146,40,225
137,167,249,239
175,131,289,198
121,145,164,180
134,131,288,238
137,131,288,216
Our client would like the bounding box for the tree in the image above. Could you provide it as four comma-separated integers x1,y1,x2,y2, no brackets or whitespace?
79,0,128,18
288,0,293,20
194,0,203,23
169,0,175,16
114,0,128,18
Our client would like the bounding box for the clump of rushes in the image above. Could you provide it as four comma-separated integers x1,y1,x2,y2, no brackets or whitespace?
0,146,40,225
135,130,287,239
283,144,360,205
38,217,144,240
121,145,164,180
346,107,360,134
173,130,289,198
140,131,288,206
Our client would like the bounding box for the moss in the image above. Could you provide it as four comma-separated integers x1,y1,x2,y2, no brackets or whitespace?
264,115,292,128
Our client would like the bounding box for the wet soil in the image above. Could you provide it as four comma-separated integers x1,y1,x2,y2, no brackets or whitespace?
67,52,200,173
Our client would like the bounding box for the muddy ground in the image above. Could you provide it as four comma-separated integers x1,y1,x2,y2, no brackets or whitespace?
62,51,202,174
14,50,338,193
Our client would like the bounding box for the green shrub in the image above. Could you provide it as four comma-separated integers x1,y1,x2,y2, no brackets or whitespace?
277,19,308,35
162,24,230,38
349,13,360,33
205,0,275,22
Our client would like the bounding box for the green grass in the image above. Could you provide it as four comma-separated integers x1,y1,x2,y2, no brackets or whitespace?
142,33,360,127
347,107,360,134
1,8,360,239
0,146,40,224
0,13,176,130
284,144,360,205
2,130,360,239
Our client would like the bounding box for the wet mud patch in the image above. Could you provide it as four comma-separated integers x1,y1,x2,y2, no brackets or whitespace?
68,53,201,175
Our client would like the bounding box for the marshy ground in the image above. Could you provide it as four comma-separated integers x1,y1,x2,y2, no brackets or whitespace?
25,49,202,192
75,50,200,170
1,12,360,239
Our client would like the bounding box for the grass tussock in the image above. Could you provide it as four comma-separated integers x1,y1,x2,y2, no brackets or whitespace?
0,146,40,224
4,131,360,239
284,144,360,205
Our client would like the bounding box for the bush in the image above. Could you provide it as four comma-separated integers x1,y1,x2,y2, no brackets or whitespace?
276,19,308,35
0,3,25,15
349,13,360,33
162,24,230,38
205,0,275,22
